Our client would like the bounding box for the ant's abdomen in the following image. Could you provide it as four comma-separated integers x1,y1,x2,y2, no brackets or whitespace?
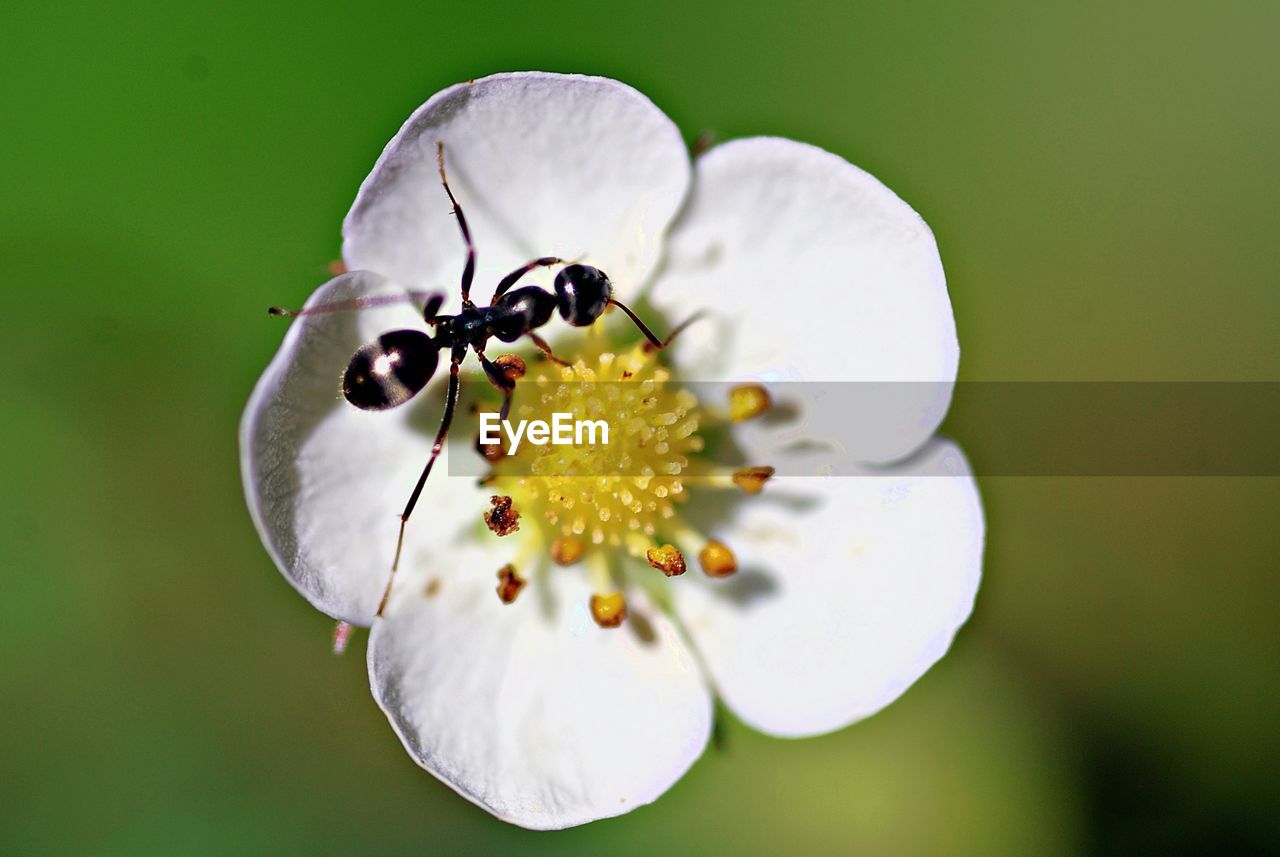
342,330,439,411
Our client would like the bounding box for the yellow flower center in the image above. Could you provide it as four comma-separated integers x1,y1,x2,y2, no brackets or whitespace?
487,343,703,558
475,330,774,627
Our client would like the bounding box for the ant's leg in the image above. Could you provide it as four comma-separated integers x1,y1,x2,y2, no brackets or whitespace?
491,257,564,305
422,293,445,323
268,291,444,318
476,350,517,421
607,299,707,351
376,353,463,617
436,142,476,306
526,331,571,367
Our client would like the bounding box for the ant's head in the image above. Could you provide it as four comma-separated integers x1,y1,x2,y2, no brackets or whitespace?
554,264,613,326
343,330,439,411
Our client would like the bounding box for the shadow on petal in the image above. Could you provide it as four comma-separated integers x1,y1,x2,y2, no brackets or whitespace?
709,567,779,608
628,608,659,646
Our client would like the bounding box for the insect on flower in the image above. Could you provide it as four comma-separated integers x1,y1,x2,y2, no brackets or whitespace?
268,142,702,618
241,72,984,830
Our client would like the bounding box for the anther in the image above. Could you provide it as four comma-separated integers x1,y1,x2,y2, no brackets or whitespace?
484,495,521,536
698,540,738,577
551,535,586,566
732,466,775,495
646,543,687,577
475,429,506,462
728,384,771,422
493,353,527,381
496,564,526,604
590,592,627,628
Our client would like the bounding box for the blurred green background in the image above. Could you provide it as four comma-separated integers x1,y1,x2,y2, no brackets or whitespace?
3,0,1277,853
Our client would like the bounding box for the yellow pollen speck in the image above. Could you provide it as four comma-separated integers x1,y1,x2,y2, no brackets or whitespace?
729,383,772,422
590,592,627,628
646,543,686,577
732,466,775,495
699,540,738,577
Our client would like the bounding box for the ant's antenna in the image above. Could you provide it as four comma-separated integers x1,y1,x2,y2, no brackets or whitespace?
608,300,707,351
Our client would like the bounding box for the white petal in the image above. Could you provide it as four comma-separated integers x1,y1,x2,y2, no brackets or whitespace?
675,440,984,738
652,137,958,462
344,72,690,300
240,271,483,625
368,553,712,830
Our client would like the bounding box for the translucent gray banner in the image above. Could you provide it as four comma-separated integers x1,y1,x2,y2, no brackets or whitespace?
445,382,1280,476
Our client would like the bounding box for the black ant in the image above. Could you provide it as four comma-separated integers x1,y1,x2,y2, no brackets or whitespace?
270,142,698,615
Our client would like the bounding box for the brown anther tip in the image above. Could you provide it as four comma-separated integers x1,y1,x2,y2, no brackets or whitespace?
728,384,772,422
267,306,291,317
326,259,348,276
475,431,506,462
590,592,627,628
493,353,527,381
646,543,687,577
496,564,525,604
732,466,775,495
698,539,738,577
551,535,586,566
483,495,521,536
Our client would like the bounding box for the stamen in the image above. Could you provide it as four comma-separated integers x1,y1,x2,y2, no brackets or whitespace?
475,427,506,462
551,535,586,566
646,543,687,577
728,383,771,422
590,592,627,628
483,495,521,536
732,466,775,495
496,564,526,604
493,353,527,381
698,539,738,577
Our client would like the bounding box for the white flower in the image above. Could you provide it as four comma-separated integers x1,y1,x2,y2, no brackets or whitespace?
240,72,983,829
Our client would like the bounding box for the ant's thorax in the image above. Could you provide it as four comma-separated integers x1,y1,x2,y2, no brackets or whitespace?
430,305,494,350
